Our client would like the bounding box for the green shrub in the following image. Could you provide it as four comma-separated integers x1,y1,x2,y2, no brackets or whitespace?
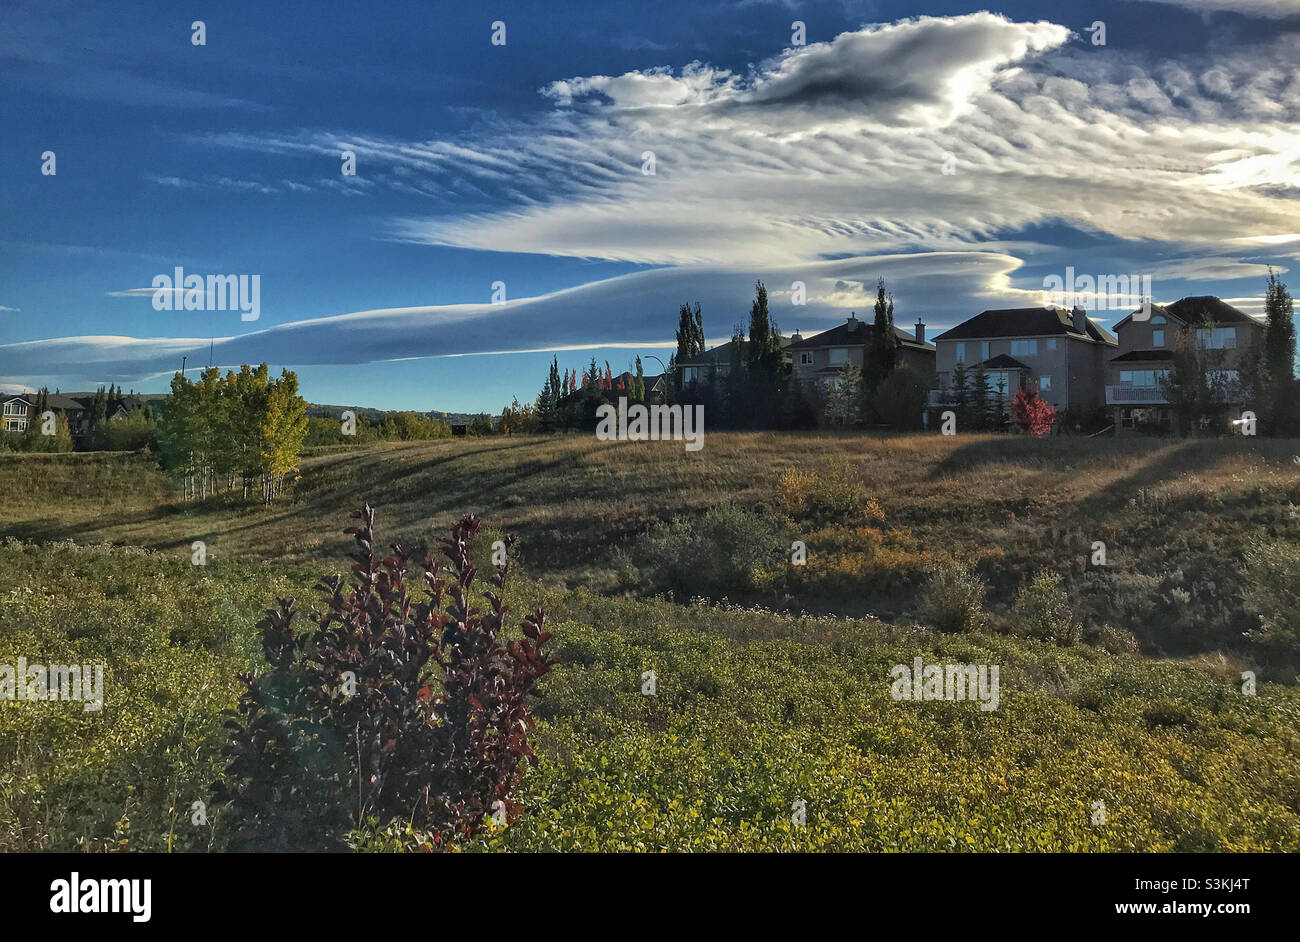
1012,571,1082,646
1093,624,1141,656
917,559,986,633
637,503,784,599
1243,538,1300,656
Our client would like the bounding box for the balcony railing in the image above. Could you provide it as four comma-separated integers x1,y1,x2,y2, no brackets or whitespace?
1106,385,1167,405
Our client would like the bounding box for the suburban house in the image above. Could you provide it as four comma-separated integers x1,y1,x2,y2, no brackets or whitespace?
787,313,936,389
932,306,1117,418
1106,296,1264,433
1,392,90,437
2,393,33,433
676,337,793,386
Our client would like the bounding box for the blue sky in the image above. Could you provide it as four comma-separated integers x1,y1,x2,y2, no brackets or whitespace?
2,0,1299,411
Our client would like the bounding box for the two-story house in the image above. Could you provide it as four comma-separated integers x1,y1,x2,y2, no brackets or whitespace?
932,306,1117,418
1,391,92,440
2,393,34,433
1106,296,1264,433
787,313,936,389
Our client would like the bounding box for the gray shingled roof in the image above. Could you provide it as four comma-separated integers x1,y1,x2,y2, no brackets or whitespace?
787,319,934,351
979,354,1031,370
933,307,1116,345
1112,297,1264,331
1110,349,1175,363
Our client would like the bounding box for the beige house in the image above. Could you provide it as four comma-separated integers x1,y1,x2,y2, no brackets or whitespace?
1106,296,1263,433
932,306,1117,418
787,313,936,388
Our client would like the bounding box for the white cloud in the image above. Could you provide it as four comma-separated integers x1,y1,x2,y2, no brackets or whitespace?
22,13,1300,383
0,251,1022,381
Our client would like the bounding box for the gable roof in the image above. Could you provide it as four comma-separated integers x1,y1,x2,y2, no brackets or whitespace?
1110,349,1175,363
676,336,793,368
979,354,1031,370
787,320,935,352
1112,297,1264,331
933,307,1116,345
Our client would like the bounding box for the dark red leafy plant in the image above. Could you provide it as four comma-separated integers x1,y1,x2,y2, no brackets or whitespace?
212,504,556,851
1012,387,1057,438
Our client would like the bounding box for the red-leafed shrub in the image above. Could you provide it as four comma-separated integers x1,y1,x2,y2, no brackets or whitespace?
1012,387,1057,437
213,505,556,851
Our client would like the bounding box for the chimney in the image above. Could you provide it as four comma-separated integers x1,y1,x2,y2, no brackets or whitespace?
1071,304,1087,335
791,330,803,343
846,312,859,332
914,319,925,344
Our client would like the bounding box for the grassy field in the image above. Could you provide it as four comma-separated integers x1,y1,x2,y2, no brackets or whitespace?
3,432,1299,851
4,433,1298,653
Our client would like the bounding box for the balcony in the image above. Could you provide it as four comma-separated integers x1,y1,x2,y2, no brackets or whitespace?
1106,385,1167,405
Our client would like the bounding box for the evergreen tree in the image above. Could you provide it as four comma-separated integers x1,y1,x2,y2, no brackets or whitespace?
867,278,897,387
949,362,970,428
745,281,786,427
990,374,1008,431
726,324,747,424
1260,269,1296,434
674,302,705,396
971,364,992,431
536,356,562,430
632,356,646,402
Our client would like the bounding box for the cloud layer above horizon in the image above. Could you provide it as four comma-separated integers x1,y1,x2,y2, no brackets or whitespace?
4,10,1299,388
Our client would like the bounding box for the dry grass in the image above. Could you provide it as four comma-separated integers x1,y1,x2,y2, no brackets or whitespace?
3,432,1298,609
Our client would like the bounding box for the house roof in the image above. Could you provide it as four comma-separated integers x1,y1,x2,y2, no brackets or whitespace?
1110,349,1175,363
1,393,84,411
1112,297,1264,331
676,337,792,368
47,394,87,411
978,354,1031,370
933,307,1116,345
787,319,935,352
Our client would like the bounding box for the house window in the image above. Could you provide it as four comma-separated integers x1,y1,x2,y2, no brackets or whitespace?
1046,338,1057,351
1119,369,1169,387
829,348,847,366
1011,340,1038,356
1152,329,1164,346
955,342,965,364
1038,374,1052,392
1150,315,1166,325
1197,327,1236,349
4,419,27,432
799,352,813,366
3,401,26,416
980,341,990,360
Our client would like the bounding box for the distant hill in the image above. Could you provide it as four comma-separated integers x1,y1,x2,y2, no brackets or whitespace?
306,403,495,425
